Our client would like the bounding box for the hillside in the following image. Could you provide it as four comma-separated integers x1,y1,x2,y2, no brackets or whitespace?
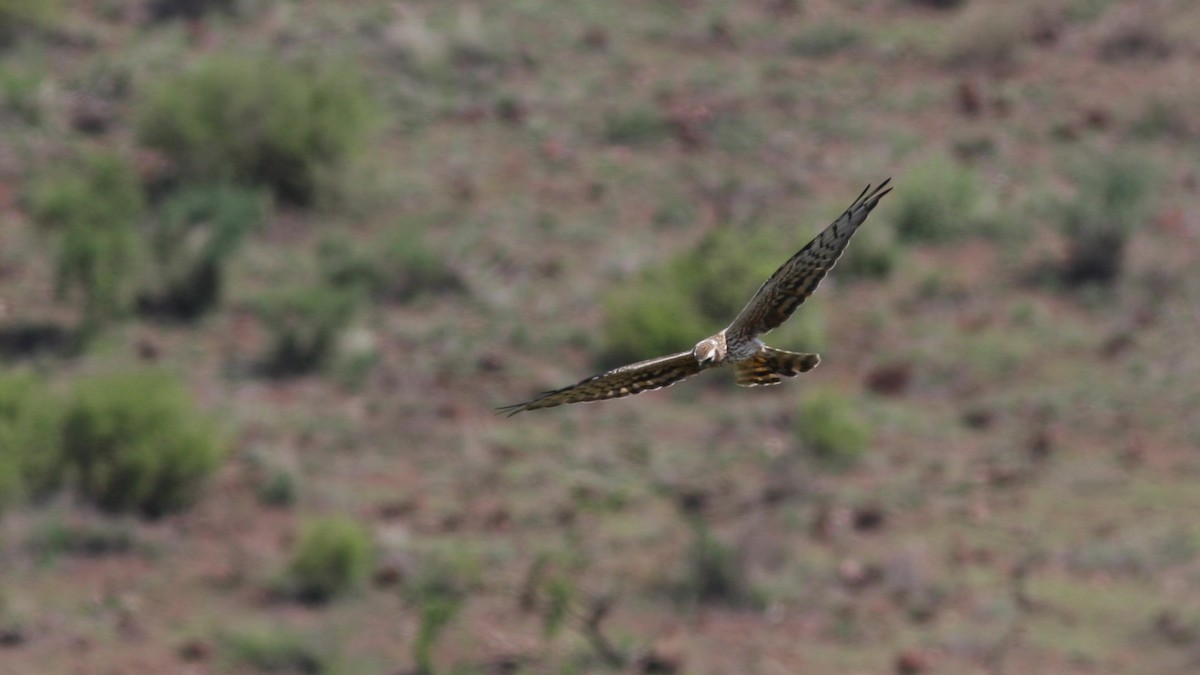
2,1,1200,673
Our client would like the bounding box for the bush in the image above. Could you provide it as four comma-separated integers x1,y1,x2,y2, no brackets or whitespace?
256,285,358,376
671,227,781,325
319,220,462,303
600,283,709,368
675,516,756,608
0,371,63,509
790,23,861,59
61,371,226,517
140,183,267,319
284,516,373,603
1129,98,1191,140
602,225,826,367
404,546,478,674
795,389,870,469
218,625,329,674
892,155,981,243
256,469,298,508
27,151,146,330
0,0,60,46
0,65,44,125
244,447,300,507
137,55,374,205
602,106,671,146
834,219,900,282
1057,153,1154,286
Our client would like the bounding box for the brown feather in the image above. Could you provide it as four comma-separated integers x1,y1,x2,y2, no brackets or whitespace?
734,348,820,387
501,180,890,415
498,351,708,416
726,180,891,343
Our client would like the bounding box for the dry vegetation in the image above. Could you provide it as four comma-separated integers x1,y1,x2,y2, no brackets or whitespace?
2,0,1200,673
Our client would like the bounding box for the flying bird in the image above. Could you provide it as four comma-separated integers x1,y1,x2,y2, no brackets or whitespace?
499,179,892,416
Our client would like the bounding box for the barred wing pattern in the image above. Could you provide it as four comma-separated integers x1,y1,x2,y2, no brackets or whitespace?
498,351,709,416
500,179,892,415
733,347,820,386
725,179,892,343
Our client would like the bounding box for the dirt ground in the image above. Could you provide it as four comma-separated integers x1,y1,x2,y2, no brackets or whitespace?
3,1,1200,673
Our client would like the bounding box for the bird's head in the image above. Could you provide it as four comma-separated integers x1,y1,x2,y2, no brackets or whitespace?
693,337,723,365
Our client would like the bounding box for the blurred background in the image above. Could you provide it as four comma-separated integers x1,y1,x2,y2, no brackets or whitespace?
1,0,1199,673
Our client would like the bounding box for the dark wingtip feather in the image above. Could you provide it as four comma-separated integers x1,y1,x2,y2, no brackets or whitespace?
495,402,528,417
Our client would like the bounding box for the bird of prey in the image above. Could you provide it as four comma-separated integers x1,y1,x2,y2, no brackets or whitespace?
499,179,892,416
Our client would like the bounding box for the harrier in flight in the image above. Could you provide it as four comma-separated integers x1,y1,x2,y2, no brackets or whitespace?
499,179,892,416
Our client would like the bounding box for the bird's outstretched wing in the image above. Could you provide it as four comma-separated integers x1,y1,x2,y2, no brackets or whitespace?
726,179,892,342
498,351,708,416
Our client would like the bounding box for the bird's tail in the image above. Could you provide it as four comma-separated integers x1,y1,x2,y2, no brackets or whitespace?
734,348,820,386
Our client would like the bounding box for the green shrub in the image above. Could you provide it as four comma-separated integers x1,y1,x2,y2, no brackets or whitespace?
257,469,298,507
413,591,461,675
140,183,267,319
256,285,358,376
219,625,329,674
137,55,374,205
404,546,476,674
317,239,378,296
834,219,900,281
27,151,146,330
1129,98,1190,140
379,222,463,301
245,448,299,507
676,516,756,608
1057,153,1154,286
0,371,64,508
284,516,373,603
0,65,44,125
61,371,226,517
319,219,462,303
600,283,709,368
602,106,671,146
790,23,861,59
795,389,870,469
0,0,61,46
602,225,827,366
892,155,981,243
